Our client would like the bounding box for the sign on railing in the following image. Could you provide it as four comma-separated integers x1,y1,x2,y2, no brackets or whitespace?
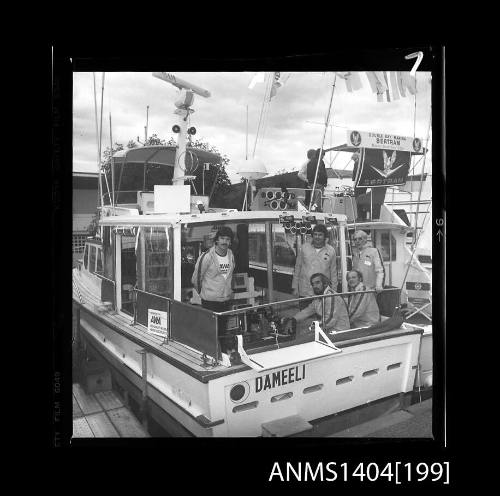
147,309,169,338
170,300,219,359
135,290,219,359
136,290,169,332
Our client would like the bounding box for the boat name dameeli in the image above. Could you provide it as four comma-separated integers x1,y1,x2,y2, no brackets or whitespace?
255,364,306,392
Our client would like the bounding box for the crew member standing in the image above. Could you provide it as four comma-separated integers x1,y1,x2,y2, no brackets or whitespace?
304,148,328,210
298,148,316,184
351,230,385,292
292,224,338,309
191,227,235,351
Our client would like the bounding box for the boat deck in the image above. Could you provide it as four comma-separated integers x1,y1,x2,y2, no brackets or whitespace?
73,271,219,375
74,270,427,384
72,383,149,438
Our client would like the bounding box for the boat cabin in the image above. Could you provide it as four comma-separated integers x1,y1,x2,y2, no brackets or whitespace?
75,144,419,366
78,206,408,364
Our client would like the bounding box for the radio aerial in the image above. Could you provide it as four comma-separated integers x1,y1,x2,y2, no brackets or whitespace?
152,72,210,185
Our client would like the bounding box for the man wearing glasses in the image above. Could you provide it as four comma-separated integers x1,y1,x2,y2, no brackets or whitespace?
351,230,385,292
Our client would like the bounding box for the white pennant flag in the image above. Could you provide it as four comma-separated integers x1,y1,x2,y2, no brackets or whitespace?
397,71,417,97
336,72,363,92
365,72,389,102
400,72,417,95
270,72,283,100
389,71,400,100
248,72,265,90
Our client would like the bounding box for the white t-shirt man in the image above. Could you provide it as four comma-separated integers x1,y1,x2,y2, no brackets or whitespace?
216,253,231,279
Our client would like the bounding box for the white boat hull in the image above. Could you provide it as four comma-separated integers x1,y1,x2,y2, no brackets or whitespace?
76,305,423,437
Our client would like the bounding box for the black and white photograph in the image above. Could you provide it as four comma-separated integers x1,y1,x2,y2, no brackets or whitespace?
55,47,445,466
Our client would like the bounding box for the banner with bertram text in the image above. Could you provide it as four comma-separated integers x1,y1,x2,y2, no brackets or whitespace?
354,148,411,188
347,130,423,153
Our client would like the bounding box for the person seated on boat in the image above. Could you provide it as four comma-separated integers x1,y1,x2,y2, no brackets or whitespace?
292,224,338,309
191,227,235,351
292,273,350,334
351,230,385,292
346,270,380,328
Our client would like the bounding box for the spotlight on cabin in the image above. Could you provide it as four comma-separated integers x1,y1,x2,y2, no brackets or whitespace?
188,126,197,135
196,200,205,213
172,125,181,133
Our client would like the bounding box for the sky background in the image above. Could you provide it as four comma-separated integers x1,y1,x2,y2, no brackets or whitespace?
73,71,432,183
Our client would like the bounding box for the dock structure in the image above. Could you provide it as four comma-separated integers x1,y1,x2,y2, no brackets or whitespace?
72,383,149,438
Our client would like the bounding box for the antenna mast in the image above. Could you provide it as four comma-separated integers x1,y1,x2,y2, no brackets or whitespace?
152,73,210,185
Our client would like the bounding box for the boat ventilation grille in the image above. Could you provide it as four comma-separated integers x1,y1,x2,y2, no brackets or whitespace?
387,362,402,371
336,376,353,385
271,392,293,403
303,384,323,394
232,401,258,413
362,368,379,377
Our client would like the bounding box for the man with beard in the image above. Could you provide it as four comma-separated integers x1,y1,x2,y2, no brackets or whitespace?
291,273,350,333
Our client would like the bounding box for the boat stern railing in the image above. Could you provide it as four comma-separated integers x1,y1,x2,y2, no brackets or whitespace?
102,281,403,365
213,287,403,353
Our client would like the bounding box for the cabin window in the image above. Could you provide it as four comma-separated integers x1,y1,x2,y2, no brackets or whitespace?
83,245,89,270
89,245,97,273
248,223,266,267
248,223,296,273
72,234,87,254
273,229,297,269
120,234,137,315
180,222,244,302
418,254,432,264
102,227,114,279
247,221,343,296
380,232,397,262
96,247,103,273
248,223,339,270
344,226,353,272
137,226,173,299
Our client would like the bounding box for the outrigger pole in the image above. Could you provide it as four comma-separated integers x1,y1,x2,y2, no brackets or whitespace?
93,73,104,212
309,73,337,211
252,73,272,159
400,111,432,290
413,112,432,249
93,72,104,215
109,113,115,213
